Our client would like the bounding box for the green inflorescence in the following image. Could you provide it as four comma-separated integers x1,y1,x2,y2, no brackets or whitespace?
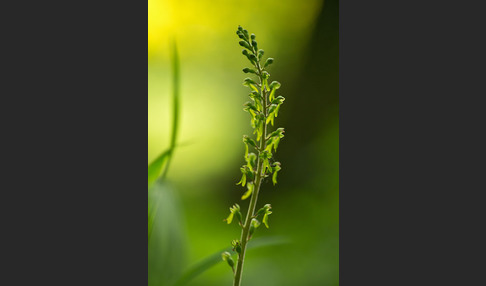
222,26,285,286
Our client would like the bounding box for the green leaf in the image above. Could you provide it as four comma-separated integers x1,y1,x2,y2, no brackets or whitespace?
163,40,181,179
148,40,182,190
148,181,187,286
147,149,171,189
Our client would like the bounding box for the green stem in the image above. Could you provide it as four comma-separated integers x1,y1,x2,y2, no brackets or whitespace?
162,40,180,179
233,55,267,286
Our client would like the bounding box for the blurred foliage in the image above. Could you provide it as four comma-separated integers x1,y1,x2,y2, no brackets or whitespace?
148,0,338,285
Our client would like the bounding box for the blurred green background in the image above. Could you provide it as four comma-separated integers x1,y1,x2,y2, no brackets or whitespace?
148,0,338,285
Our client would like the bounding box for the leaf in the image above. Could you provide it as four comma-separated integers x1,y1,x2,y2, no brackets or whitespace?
162,39,181,179
148,181,187,286
147,149,171,189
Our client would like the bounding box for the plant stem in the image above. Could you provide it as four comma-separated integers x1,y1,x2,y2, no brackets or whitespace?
162,40,180,179
233,58,267,286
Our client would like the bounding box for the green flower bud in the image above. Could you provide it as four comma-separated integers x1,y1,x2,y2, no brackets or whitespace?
266,103,280,126
237,32,246,40
258,49,264,60
246,168,255,181
243,77,256,85
246,152,257,170
231,240,242,254
260,150,272,160
271,96,285,105
251,33,256,40
243,78,259,92
269,81,281,90
248,54,257,63
264,58,274,67
242,29,249,39
251,40,258,50
239,40,251,50
243,135,257,148
256,204,272,217
225,203,242,224
267,128,285,140
242,67,257,74
249,218,261,238
243,101,258,112
222,251,235,269
237,166,247,186
233,204,243,224
268,104,278,114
